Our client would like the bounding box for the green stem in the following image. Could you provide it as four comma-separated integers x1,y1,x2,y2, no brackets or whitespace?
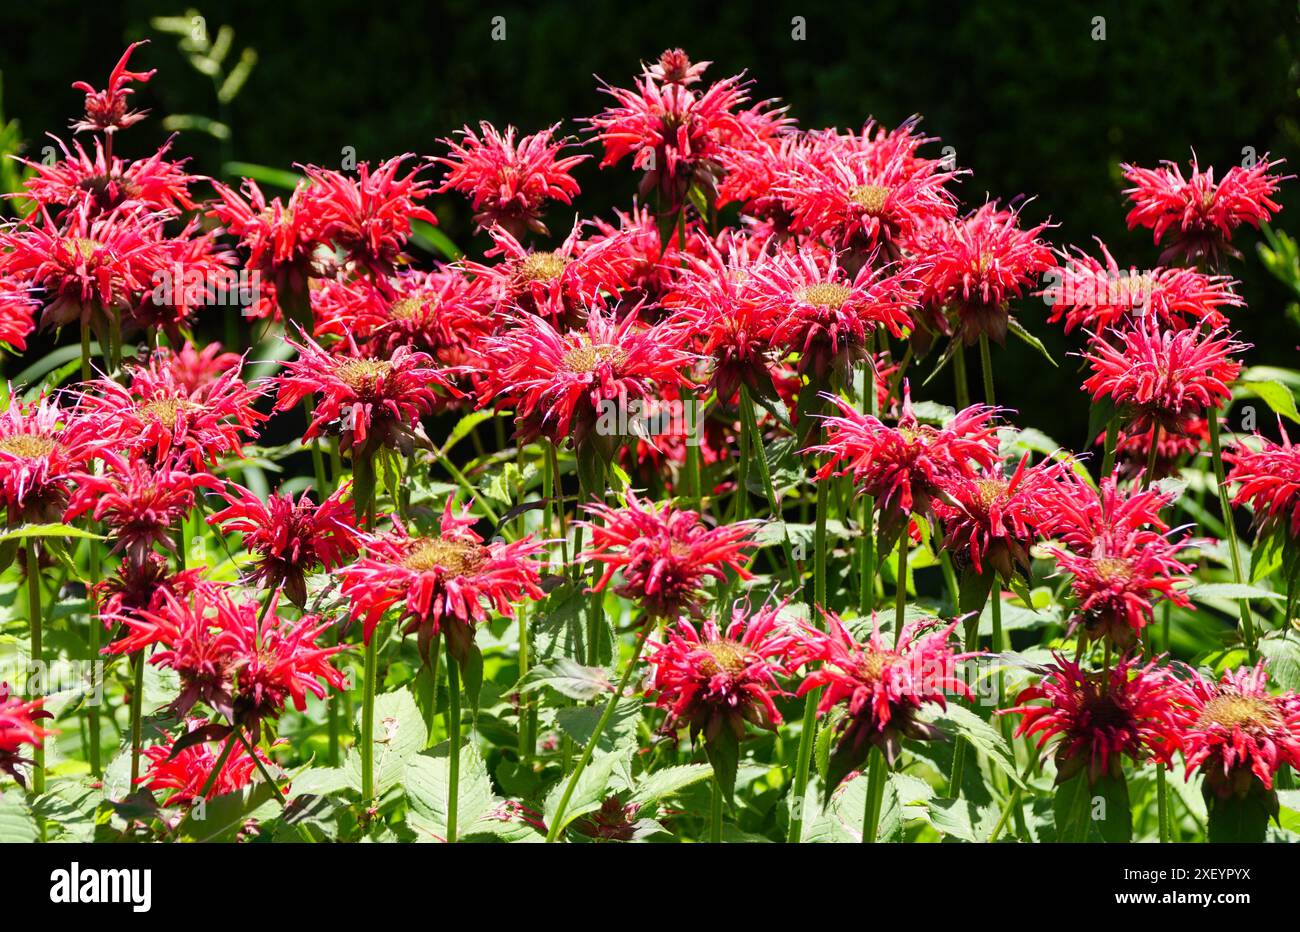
739,387,799,591
1143,424,1161,489
1207,411,1257,661
1100,418,1119,478
893,528,909,648
545,626,650,842
710,775,724,844
129,649,145,785
303,397,329,496
1157,764,1170,843
445,641,461,843
26,543,44,796
978,333,996,406
862,746,886,842
360,634,378,805
197,733,238,800
952,342,970,410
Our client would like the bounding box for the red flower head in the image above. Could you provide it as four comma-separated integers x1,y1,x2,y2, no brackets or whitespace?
664,232,779,401
1227,429,1300,542
1102,418,1208,482
934,453,1064,580
779,126,960,257
647,599,800,745
1040,473,1193,650
583,203,702,303
79,350,265,471
645,48,711,87
1001,653,1184,784
1044,240,1243,334
108,584,345,735
312,268,494,375
796,613,973,793
0,391,102,523
1081,319,1245,436
465,219,631,325
273,335,458,458
21,136,198,217
436,121,588,238
337,498,548,662
65,453,219,567
208,178,319,322
208,481,361,606
70,42,156,135
0,682,55,788
812,391,1001,551
756,246,916,387
1122,154,1290,268
140,718,278,805
915,201,1056,345
1178,662,1300,797
0,202,165,333
0,284,36,351
298,155,435,275
577,491,757,621
153,341,244,393
589,68,774,211
94,551,204,628
479,306,693,457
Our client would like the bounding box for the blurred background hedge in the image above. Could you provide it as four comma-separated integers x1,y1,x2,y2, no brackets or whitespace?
2,0,1299,443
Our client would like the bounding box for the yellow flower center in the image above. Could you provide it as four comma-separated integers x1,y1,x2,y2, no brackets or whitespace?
1092,556,1134,583
797,283,852,308
388,296,426,321
401,537,488,575
698,639,752,677
334,358,393,391
518,251,569,283
974,477,1009,509
64,238,101,262
563,342,625,373
139,397,197,429
849,184,890,214
1199,694,1281,735
0,434,58,458
859,647,899,683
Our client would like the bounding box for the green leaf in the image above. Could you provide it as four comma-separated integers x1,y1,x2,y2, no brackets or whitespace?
1185,582,1284,602
1259,636,1300,692
877,772,934,842
704,729,739,806
627,764,712,808
348,687,427,795
516,658,611,702
927,797,980,842
1008,318,1058,366
1236,379,1300,424
405,742,503,841
1205,785,1273,843
0,523,105,542
1053,771,1093,842
409,219,462,260
177,781,279,842
922,705,1022,787
0,790,38,842
1092,773,1132,843
223,161,302,190
543,751,620,836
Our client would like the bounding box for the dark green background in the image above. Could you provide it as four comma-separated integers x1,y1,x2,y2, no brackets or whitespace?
3,0,1299,447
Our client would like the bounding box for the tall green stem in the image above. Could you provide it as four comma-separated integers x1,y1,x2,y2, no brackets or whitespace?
862,746,886,842
1208,411,1257,661
546,626,650,842
1100,418,1119,478
26,543,44,796
197,733,237,800
952,343,970,409
710,775,724,844
893,528,909,647
129,649,144,785
978,333,996,406
445,640,461,843
739,388,799,591
360,634,378,805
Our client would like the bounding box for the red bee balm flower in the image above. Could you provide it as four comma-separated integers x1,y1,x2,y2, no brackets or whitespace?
1081,319,1245,435
273,336,458,457
436,121,588,238
65,454,220,567
647,600,799,743
813,392,1000,550
1227,430,1300,541
796,614,972,794
0,682,54,788
1002,654,1184,784
1122,155,1290,267
480,308,692,457
141,719,278,805
0,392,102,523
208,481,361,606
107,584,345,734
579,492,758,621
337,499,547,662
934,453,1063,579
70,42,155,135
1178,662,1300,797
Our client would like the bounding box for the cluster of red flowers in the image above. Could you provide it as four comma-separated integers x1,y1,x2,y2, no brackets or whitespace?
2,43,1298,845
